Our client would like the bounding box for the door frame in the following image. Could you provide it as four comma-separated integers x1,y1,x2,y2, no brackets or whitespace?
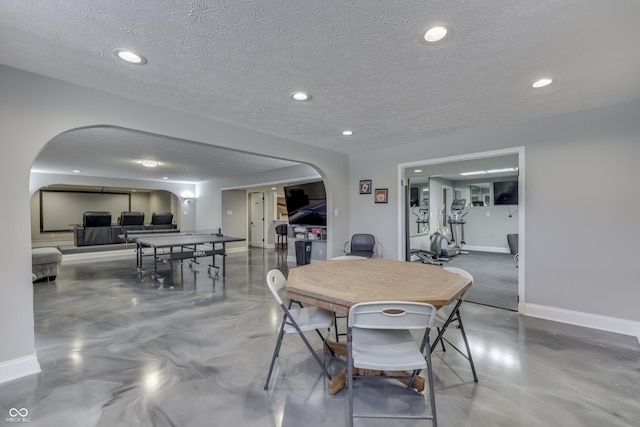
397,147,525,313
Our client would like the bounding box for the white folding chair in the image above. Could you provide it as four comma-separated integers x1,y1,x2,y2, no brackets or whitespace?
330,255,368,342
347,301,438,427
264,269,335,390
431,266,478,382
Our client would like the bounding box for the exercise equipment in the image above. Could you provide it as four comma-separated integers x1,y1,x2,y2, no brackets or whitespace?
447,199,469,255
411,231,451,266
411,205,429,235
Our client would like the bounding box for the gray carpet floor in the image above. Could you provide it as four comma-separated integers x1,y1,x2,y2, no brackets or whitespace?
440,251,518,311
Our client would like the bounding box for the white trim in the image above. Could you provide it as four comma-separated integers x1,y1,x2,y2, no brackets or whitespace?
0,354,41,384
524,303,640,345
464,245,510,254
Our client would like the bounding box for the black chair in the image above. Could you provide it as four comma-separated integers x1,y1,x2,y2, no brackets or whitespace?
118,211,145,227
148,212,174,229
343,233,378,258
275,223,288,249
78,212,112,246
83,211,112,227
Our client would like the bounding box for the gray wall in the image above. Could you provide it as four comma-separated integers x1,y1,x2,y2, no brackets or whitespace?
221,190,249,251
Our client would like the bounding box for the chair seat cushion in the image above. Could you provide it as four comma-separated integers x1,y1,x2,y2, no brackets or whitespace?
352,328,427,371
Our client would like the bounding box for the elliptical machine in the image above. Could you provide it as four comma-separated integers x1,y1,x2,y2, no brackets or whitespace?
447,198,469,255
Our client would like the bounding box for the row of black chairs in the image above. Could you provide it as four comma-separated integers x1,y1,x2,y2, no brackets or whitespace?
82,211,173,228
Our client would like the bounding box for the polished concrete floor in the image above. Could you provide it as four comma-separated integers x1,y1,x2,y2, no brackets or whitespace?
2,248,639,426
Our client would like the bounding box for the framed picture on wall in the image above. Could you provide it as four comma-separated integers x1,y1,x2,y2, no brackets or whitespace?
359,179,372,194
374,188,388,204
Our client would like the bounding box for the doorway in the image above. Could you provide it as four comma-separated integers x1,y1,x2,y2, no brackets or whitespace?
400,148,524,312
249,192,265,248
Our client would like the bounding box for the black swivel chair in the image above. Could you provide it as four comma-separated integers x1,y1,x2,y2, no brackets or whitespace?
343,233,378,258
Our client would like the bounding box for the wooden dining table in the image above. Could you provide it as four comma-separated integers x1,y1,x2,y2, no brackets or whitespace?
286,258,472,394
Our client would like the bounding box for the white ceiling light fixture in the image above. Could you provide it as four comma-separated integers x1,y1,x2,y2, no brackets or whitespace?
414,169,422,173
115,49,147,65
460,170,487,176
72,169,81,173
162,176,169,180
487,167,518,173
342,130,353,136
291,91,311,101
423,26,448,43
140,159,158,168
532,78,553,88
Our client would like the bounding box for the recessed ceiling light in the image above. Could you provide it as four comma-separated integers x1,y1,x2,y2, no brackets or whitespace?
291,91,311,101
72,170,81,173
140,160,158,168
115,49,147,65
342,130,353,136
414,169,422,173
424,26,448,43
162,176,169,180
532,78,553,88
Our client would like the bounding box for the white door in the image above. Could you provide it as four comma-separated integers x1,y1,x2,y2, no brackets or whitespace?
250,192,264,247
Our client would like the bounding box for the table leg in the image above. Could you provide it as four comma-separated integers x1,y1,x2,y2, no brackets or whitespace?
325,340,425,394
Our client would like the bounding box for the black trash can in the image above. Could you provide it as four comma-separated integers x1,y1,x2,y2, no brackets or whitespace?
295,240,312,266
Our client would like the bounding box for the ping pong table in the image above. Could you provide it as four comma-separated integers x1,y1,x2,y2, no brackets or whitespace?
128,232,245,285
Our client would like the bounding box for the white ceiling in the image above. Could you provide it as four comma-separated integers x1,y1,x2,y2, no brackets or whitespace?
4,1,640,183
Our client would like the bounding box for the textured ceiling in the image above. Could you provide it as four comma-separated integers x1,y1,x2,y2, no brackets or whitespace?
4,0,640,182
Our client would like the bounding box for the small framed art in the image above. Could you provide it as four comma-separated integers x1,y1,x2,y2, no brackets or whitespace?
374,188,388,204
359,179,372,194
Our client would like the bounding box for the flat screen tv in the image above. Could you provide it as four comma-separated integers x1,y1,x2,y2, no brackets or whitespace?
283,181,327,226
493,180,518,205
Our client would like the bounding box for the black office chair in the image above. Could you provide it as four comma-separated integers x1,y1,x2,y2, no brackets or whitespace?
343,233,378,258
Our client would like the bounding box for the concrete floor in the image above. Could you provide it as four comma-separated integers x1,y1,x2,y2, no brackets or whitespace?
2,248,638,426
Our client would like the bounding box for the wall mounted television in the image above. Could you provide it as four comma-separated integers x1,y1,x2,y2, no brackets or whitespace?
493,180,519,205
283,181,327,226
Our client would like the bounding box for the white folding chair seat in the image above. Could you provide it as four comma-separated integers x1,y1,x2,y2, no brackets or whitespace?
264,269,334,390
431,266,478,382
347,301,438,427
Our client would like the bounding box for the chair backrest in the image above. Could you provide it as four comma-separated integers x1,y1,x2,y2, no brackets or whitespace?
266,269,287,305
331,255,367,260
442,267,473,301
83,211,111,227
348,301,436,330
275,224,288,235
151,212,173,225
118,211,145,226
350,234,375,253
442,267,473,283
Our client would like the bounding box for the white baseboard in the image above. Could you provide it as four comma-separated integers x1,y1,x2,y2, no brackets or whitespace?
524,303,640,345
464,245,510,254
226,246,248,254
0,353,41,385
